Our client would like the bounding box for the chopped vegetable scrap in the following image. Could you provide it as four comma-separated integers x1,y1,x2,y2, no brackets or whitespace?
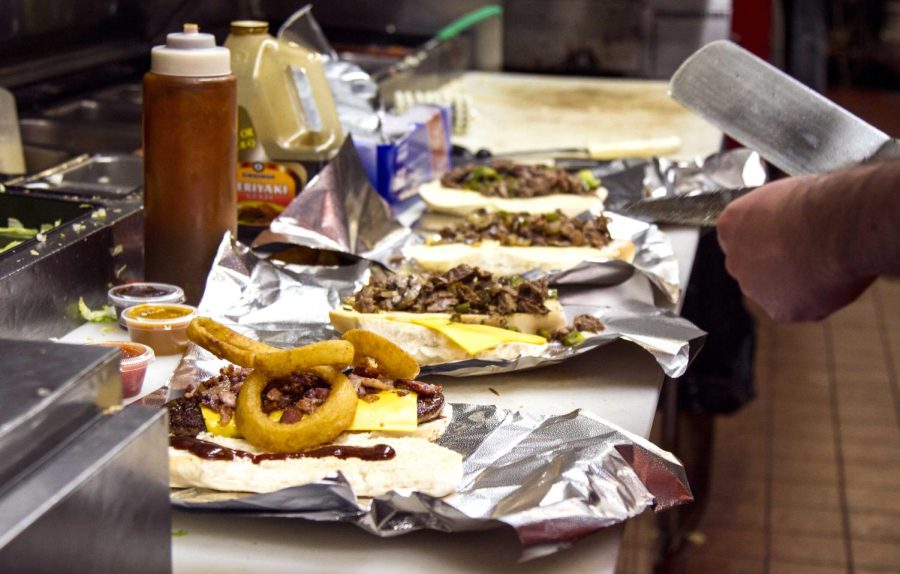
78,297,118,323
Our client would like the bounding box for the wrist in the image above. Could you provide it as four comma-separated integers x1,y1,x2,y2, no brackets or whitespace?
819,160,900,281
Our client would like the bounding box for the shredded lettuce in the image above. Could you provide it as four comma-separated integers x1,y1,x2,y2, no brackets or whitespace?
0,218,63,253
78,297,117,323
0,226,37,240
39,219,61,233
0,240,23,253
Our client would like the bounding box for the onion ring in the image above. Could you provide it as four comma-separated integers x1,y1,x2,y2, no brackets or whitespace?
255,340,355,378
187,317,272,368
342,329,420,380
235,367,358,453
188,318,354,375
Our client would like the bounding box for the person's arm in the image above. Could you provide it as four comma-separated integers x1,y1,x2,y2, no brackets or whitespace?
716,158,900,321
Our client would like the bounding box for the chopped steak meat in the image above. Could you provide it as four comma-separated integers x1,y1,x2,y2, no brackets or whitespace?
415,394,445,423
436,210,612,249
278,407,303,424
440,161,599,198
548,314,605,347
184,365,249,425
167,396,205,438
168,367,335,432
350,264,554,317
167,366,248,436
573,314,605,333
395,379,443,397
349,372,393,393
169,360,447,436
261,373,332,417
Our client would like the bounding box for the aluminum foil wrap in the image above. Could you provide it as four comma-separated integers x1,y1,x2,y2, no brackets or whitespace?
184,234,704,382
171,403,692,561
555,211,680,303
278,6,381,138
252,137,413,267
278,5,457,142
582,147,768,213
252,137,684,303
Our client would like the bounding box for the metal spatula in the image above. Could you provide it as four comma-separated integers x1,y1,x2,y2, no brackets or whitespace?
669,40,900,177
618,187,755,226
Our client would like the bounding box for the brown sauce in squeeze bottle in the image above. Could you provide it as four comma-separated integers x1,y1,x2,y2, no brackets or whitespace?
143,24,237,304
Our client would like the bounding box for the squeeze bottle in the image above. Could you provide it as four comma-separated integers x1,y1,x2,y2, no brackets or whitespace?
143,24,237,304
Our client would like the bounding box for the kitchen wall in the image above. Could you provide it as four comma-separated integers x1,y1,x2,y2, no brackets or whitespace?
503,0,732,78
0,0,730,93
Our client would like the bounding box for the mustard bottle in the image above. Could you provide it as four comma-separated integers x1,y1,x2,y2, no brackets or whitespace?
143,24,237,304
225,20,343,234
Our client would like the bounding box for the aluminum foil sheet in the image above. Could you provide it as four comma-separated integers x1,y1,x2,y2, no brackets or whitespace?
171,403,692,561
561,212,680,303
252,137,683,303
278,6,382,139
181,233,704,384
586,147,768,214
410,208,681,304
424,301,703,378
252,137,413,267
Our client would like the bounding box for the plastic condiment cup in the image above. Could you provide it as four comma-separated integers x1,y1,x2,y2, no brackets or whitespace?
108,282,185,327
90,341,155,398
122,303,198,356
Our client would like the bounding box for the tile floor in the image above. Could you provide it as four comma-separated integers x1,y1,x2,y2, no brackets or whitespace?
616,279,900,573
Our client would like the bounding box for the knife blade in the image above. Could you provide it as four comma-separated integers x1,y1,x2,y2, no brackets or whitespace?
669,40,900,177
617,187,755,227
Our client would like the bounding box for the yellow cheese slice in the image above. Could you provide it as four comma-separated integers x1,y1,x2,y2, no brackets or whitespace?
201,405,280,438
200,405,241,438
202,392,419,437
401,317,547,355
347,390,419,432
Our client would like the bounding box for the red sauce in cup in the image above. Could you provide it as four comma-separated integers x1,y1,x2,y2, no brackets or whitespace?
91,341,155,398
114,284,173,298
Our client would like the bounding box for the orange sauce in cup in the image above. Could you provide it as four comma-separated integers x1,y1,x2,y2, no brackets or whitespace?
123,303,197,355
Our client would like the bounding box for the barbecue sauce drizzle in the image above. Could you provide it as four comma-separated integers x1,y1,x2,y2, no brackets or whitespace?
170,436,396,463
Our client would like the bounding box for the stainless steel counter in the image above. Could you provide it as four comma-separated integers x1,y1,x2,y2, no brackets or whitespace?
0,339,171,574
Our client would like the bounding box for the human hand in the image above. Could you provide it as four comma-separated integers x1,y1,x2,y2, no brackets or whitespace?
716,174,874,322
